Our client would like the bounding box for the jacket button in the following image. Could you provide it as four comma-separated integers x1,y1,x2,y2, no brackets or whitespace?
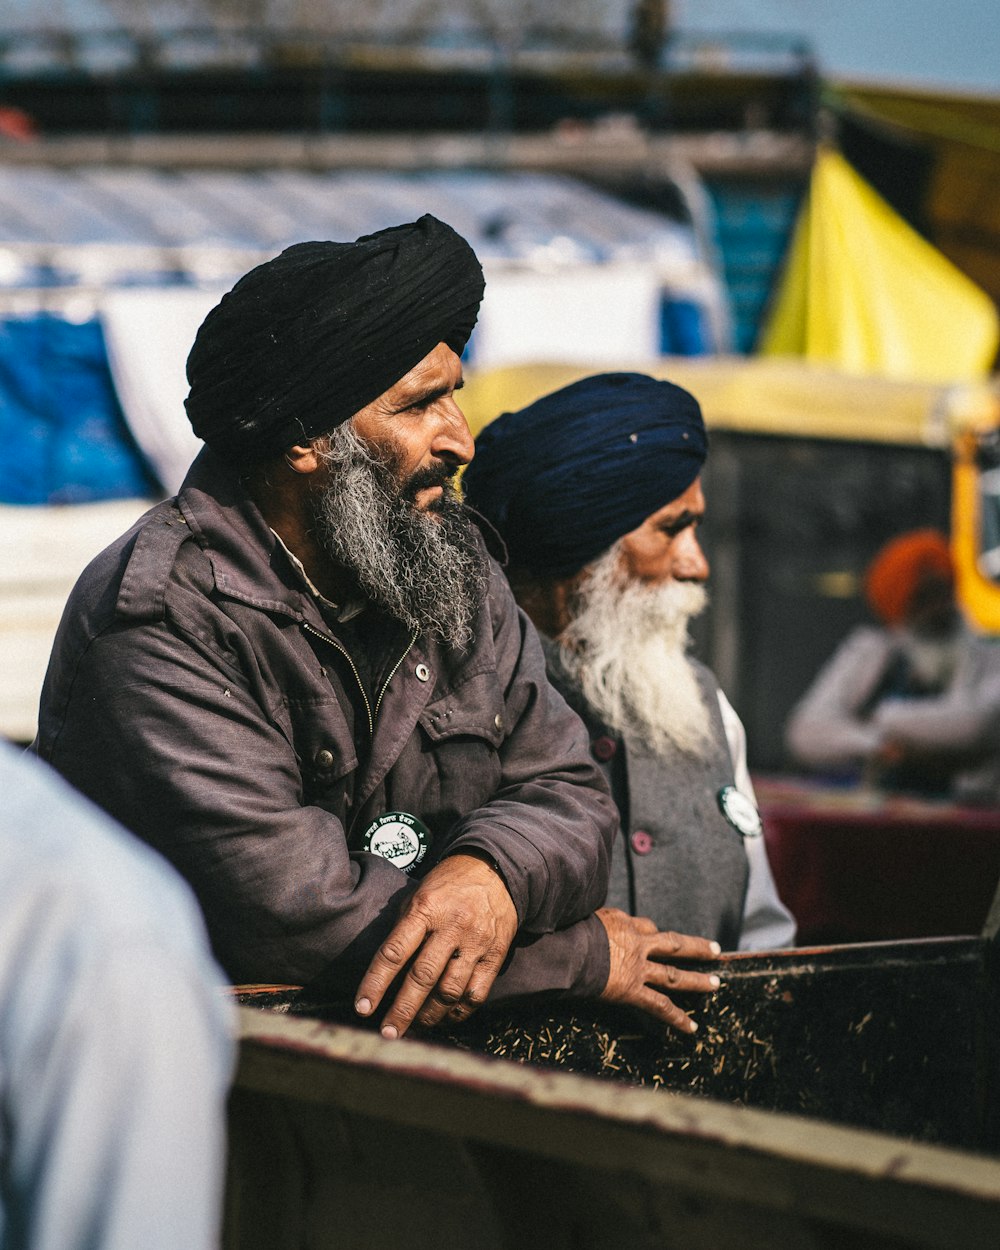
630,829,653,856
591,735,617,762
315,749,334,769
415,663,430,682
494,713,504,732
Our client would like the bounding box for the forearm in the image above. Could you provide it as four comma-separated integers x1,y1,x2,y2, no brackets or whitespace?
487,913,611,1002
785,630,895,769
444,774,616,933
875,696,1000,755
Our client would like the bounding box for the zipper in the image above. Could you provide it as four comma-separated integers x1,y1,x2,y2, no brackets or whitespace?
302,621,417,737
302,621,374,737
375,630,418,719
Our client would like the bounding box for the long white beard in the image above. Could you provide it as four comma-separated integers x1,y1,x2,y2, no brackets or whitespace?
560,545,713,757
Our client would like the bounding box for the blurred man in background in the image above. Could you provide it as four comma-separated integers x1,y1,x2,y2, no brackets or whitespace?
786,528,1000,802
463,371,796,951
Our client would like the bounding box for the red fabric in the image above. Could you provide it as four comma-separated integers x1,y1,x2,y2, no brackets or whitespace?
758,786,1000,944
864,529,953,626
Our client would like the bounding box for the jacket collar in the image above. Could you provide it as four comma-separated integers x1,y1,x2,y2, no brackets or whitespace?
177,447,319,624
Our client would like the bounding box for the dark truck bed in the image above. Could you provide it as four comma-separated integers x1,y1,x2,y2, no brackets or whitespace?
229,924,1000,1249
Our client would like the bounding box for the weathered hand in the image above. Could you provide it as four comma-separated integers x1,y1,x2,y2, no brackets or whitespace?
596,907,721,1034
354,853,518,1039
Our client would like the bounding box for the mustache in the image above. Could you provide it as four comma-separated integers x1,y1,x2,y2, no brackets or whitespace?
402,460,460,502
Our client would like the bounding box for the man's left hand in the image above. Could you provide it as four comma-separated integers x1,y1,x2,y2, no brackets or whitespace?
354,853,518,1038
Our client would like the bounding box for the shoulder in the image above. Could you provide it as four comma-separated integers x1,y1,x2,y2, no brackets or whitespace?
689,657,723,698
484,549,522,631
1,746,211,956
813,625,895,674
64,499,204,630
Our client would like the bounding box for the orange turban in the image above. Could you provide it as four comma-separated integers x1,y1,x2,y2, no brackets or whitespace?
864,529,953,626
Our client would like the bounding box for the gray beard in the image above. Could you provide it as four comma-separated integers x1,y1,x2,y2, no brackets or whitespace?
560,544,713,757
309,423,489,650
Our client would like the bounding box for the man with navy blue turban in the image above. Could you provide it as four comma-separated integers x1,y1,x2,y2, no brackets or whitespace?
464,373,795,951
37,225,722,1042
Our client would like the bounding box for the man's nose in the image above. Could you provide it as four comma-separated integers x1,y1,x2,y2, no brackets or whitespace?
673,530,710,582
432,397,476,466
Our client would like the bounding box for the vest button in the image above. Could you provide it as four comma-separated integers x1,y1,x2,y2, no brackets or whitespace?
630,829,653,856
315,748,334,769
591,735,617,762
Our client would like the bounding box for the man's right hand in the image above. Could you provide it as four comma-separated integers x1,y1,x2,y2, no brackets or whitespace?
596,907,721,1034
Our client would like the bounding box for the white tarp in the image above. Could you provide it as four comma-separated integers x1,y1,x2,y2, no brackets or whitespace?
474,260,662,368
0,498,153,741
100,287,216,495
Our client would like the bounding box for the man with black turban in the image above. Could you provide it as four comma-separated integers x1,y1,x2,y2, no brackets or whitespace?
35,219,721,1040
463,372,796,951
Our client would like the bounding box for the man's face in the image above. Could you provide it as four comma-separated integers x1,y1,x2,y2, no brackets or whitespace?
306,374,488,648
617,477,709,586
906,571,958,638
349,341,474,513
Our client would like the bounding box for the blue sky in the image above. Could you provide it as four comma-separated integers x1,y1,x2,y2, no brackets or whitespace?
671,0,1000,95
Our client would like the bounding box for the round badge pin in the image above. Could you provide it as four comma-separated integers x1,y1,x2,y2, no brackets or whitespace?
716,786,763,839
361,811,432,874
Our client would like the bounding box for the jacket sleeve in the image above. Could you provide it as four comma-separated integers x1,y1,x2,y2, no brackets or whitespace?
490,913,611,1001
440,561,617,936
872,638,1000,755
784,627,893,770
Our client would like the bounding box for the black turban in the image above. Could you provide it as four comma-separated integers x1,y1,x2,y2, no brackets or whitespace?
184,214,485,461
462,372,707,578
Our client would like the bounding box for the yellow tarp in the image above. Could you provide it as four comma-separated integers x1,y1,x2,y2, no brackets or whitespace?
460,356,999,448
759,148,1000,383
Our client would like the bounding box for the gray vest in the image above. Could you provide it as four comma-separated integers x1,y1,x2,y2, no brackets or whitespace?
543,640,750,950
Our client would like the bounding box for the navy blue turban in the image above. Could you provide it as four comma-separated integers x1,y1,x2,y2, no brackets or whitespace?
462,372,707,577
185,214,484,462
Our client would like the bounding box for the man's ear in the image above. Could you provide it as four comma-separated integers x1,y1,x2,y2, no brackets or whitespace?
283,443,323,475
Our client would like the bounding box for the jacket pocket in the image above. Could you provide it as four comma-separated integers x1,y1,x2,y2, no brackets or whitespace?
412,671,506,823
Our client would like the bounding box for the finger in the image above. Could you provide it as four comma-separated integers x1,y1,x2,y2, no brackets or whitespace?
354,913,431,1020
414,951,481,1028
644,963,721,997
645,931,722,963
462,952,503,1009
379,932,468,1039
446,1000,478,1025
416,938,505,1028
633,986,701,1035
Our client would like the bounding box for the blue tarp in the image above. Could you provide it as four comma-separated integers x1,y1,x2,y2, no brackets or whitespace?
0,314,157,504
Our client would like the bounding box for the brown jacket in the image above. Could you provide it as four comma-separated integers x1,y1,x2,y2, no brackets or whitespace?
35,449,614,996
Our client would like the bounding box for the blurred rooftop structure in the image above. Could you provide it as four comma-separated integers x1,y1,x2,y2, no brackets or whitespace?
0,21,816,146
